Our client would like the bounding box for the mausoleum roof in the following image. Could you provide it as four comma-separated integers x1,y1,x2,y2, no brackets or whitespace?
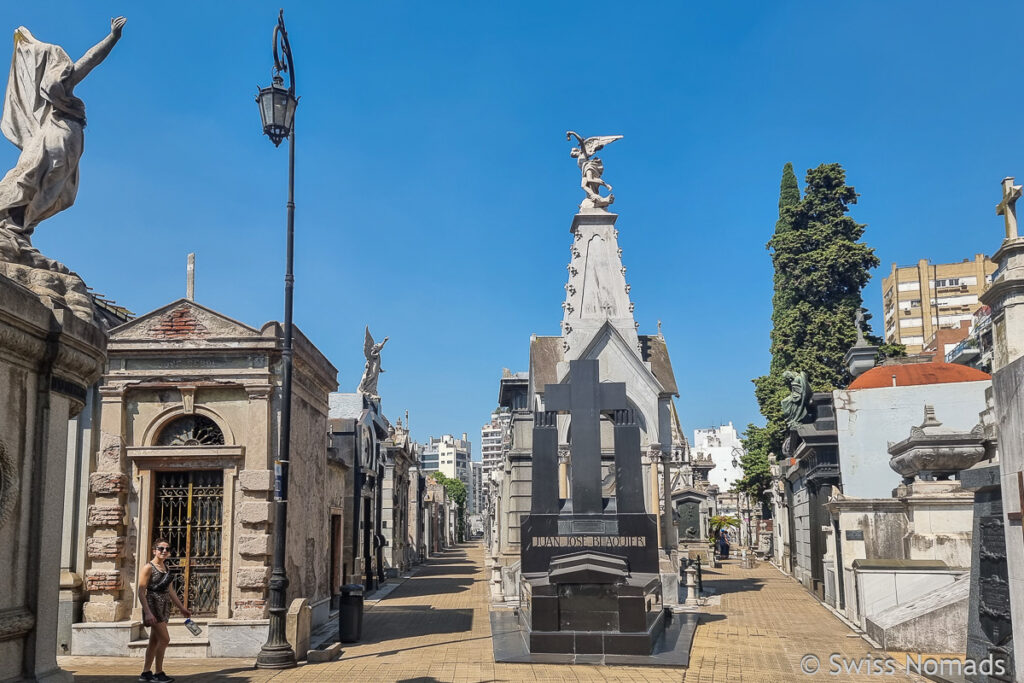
848,362,990,389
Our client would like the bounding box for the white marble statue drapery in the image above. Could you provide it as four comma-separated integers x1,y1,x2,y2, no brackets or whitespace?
0,18,123,251
0,27,86,241
0,19,124,321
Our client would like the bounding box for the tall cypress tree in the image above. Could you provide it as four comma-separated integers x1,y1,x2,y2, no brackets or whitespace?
740,163,879,500
738,163,800,500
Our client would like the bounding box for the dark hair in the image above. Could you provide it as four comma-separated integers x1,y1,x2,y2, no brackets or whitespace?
152,537,170,550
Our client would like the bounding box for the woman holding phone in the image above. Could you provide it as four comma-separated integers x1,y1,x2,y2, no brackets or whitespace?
137,537,190,683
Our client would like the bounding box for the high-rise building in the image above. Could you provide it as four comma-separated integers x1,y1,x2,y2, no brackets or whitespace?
421,433,474,511
480,406,512,511
882,255,996,354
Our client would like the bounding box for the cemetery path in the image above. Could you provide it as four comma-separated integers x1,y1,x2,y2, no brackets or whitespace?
689,558,931,682
62,543,931,682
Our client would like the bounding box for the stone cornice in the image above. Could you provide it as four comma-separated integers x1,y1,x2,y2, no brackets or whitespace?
980,273,1024,310
0,606,35,642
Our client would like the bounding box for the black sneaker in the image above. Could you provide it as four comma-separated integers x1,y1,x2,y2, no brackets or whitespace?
153,674,174,683
138,673,153,682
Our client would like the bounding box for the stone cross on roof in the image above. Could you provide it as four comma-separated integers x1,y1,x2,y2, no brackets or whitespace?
997,176,1022,240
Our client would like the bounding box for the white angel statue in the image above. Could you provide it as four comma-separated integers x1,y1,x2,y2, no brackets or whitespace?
566,131,623,210
357,326,389,397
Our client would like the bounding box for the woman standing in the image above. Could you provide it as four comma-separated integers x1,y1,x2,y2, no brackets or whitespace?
138,538,190,683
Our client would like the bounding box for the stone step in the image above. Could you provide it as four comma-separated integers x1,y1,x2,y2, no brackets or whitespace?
127,638,210,658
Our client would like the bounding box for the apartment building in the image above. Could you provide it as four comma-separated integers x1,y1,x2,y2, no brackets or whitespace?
479,407,511,511
421,433,475,512
882,254,996,354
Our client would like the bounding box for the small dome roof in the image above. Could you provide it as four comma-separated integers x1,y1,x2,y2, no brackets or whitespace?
849,362,990,389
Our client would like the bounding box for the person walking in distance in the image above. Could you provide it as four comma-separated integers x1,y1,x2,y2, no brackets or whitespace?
138,537,190,683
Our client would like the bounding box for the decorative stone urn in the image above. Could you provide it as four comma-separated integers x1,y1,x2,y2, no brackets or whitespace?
888,405,986,483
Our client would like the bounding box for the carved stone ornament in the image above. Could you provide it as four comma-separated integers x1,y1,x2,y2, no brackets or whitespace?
0,606,35,642
0,439,17,530
888,405,986,482
156,415,225,446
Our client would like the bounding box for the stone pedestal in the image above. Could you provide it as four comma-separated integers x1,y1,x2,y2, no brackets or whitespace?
0,276,106,682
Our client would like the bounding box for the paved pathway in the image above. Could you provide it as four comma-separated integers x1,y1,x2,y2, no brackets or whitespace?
62,543,928,682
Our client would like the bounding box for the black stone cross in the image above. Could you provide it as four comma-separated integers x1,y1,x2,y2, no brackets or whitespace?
545,359,627,514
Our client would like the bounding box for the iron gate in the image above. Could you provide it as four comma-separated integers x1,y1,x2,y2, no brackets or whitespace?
154,470,223,616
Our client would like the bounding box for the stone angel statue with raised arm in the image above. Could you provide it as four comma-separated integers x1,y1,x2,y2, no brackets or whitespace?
566,131,623,210
0,17,126,320
357,326,389,397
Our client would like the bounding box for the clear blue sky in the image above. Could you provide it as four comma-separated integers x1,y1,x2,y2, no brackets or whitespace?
9,2,1022,453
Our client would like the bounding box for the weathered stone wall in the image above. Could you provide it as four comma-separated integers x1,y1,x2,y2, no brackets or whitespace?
0,276,105,681
283,381,334,607
833,382,989,499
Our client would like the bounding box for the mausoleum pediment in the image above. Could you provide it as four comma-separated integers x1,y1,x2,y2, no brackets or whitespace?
566,321,666,398
109,299,261,342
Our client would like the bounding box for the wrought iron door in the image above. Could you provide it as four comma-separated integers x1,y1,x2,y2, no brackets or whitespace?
154,471,223,616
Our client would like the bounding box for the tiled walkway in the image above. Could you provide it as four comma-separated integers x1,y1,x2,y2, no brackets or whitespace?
62,543,927,682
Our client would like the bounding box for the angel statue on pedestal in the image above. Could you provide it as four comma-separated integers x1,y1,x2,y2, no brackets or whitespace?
566,131,623,211
0,17,126,321
357,326,389,397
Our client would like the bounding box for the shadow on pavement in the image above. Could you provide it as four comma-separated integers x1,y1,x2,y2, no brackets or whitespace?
67,666,256,682
704,577,765,595
364,605,474,641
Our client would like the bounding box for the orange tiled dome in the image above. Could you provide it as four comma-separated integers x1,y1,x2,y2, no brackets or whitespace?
848,362,990,389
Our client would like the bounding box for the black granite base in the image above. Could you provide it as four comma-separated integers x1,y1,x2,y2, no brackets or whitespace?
490,608,697,667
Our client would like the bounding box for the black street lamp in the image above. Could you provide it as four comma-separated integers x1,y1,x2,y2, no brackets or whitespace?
255,9,299,671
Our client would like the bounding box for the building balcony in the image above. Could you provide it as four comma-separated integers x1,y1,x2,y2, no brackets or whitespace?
945,338,980,366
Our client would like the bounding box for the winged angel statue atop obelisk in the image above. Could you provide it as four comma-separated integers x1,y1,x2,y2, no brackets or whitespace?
566,131,622,211
357,327,389,398
0,18,126,321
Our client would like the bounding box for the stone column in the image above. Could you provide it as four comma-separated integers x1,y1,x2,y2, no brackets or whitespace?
82,384,130,625
647,448,662,548
557,447,569,500
234,385,274,619
0,278,105,682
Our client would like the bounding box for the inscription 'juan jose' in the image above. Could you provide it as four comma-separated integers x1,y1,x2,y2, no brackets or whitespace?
529,535,649,549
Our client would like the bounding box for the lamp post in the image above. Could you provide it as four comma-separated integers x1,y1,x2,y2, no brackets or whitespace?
255,10,298,670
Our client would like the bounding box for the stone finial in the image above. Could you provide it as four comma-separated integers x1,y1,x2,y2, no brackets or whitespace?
997,176,1022,240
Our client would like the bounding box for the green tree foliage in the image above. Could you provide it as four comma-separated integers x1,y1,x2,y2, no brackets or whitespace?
707,515,740,545
743,163,879,503
431,472,468,542
735,423,772,503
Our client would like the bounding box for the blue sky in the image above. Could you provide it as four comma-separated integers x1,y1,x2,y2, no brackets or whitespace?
7,2,1022,454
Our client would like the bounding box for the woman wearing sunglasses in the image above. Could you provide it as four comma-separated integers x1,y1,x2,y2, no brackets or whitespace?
137,537,191,683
